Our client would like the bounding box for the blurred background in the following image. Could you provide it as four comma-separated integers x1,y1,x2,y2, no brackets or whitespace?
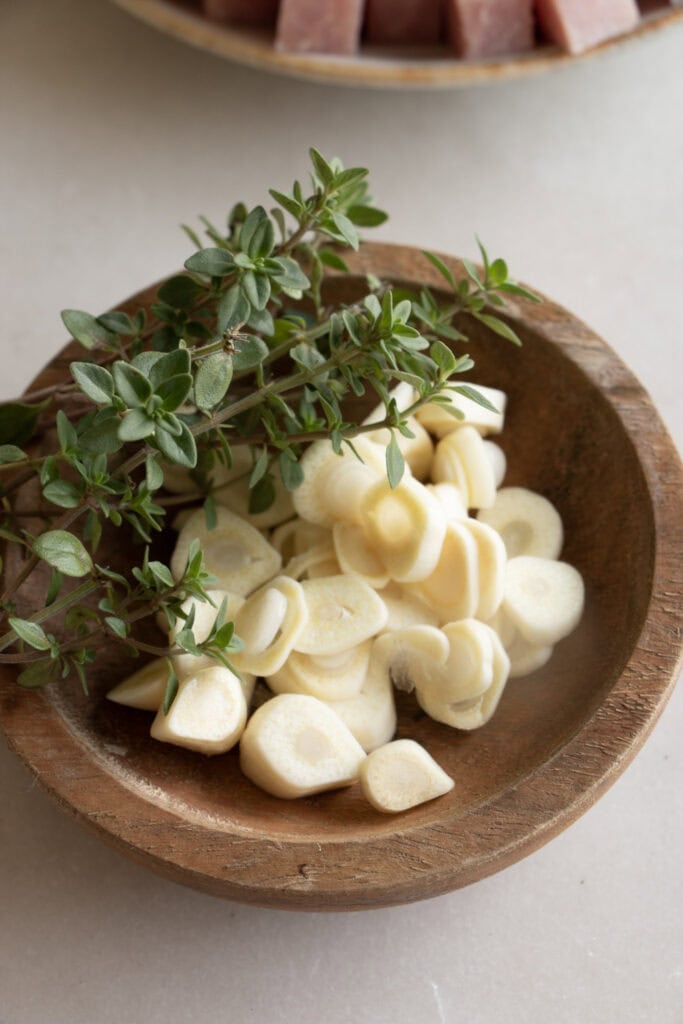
1,2,681,1021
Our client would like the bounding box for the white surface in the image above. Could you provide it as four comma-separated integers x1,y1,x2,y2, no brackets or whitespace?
1,2,682,1021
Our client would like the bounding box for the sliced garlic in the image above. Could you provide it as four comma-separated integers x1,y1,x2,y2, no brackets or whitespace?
377,582,440,632
359,739,454,813
373,625,450,693
461,518,507,622
478,487,564,560
231,576,308,677
267,640,372,702
416,382,506,438
106,657,169,711
239,693,366,799
432,426,497,510
332,520,391,589
503,556,585,646
284,542,339,581
270,518,331,560
415,520,479,623
292,437,385,527
170,506,281,596
295,575,388,656
417,627,510,731
507,631,554,679
483,440,507,489
416,619,496,706
361,476,446,583
162,446,252,494
426,482,468,521
150,665,247,754
324,654,397,753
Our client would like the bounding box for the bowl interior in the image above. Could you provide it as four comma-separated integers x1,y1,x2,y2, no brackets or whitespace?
37,272,654,845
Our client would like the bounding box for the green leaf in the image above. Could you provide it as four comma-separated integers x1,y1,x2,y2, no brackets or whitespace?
240,206,269,257
113,362,152,407
241,271,271,311
157,275,204,310
9,617,52,651
249,474,276,514
245,215,275,260
269,188,302,220
271,257,310,292
97,311,136,336
155,374,193,412
184,248,236,277
232,335,268,372
155,421,197,468
61,309,116,350
430,340,457,377
309,147,335,187
56,410,78,452
330,213,359,251
473,312,523,347
33,530,93,577
318,249,349,272
216,285,251,333
84,508,103,553
279,450,304,492
203,493,217,531
249,448,269,487
0,401,47,446
194,354,233,412
497,281,541,303
132,351,164,376
17,659,60,689
150,348,191,389
454,384,500,413
43,479,82,508
0,444,26,464
79,410,122,454
386,432,405,489
422,251,456,290
347,205,388,227
119,408,156,442
46,569,63,606
148,560,175,588
145,454,164,491
70,362,115,405
105,616,128,639
163,659,179,715
290,343,326,371
462,259,483,288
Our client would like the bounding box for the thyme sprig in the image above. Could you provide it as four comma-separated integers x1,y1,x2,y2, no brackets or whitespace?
0,148,537,697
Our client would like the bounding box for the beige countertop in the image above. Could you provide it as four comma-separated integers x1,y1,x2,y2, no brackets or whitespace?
1,3,681,1021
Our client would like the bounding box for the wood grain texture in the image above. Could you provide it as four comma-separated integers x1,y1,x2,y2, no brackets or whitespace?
1,241,681,910
108,0,683,89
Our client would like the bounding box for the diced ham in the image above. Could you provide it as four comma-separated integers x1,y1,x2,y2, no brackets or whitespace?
446,0,534,58
202,0,279,25
365,0,445,45
535,0,640,54
276,0,365,54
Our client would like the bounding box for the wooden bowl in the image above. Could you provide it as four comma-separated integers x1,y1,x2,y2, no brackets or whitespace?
1,242,681,910
109,0,683,89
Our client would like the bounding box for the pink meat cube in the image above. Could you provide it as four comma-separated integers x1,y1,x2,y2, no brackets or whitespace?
535,0,640,54
365,0,445,45
276,0,365,53
446,0,534,58
202,0,279,26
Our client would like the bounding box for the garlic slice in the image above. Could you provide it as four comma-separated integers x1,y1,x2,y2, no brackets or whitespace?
170,506,282,596
359,739,454,813
150,665,247,754
170,589,245,677
461,518,507,622
416,382,506,438
478,487,564,560
417,628,510,731
215,472,295,530
324,654,397,753
361,476,446,583
231,576,308,677
415,520,479,623
239,694,366,799
267,640,372,702
107,657,169,711
332,521,391,589
292,437,386,527
432,426,497,510
503,556,585,646
295,575,388,656
377,583,440,632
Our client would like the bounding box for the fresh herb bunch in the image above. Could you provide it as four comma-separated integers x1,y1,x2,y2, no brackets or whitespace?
0,148,537,698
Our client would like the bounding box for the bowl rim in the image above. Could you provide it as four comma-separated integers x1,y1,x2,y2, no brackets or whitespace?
1,241,681,910
107,0,683,90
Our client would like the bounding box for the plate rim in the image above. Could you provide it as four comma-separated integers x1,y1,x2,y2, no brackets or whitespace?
107,0,683,89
